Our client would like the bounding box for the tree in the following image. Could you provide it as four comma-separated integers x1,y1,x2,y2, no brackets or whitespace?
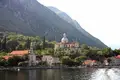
97,51,103,56
6,40,19,52
35,42,41,50
96,50,105,62
50,41,57,45
69,50,80,59
7,56,23,66
113,49,120,56
75,56,87,65
0,57,7,66
47,48,54,55
16,44,24,50
25,38,31,49
35,50,42,55
0,40,1,50
102,48,112,57
42,36,46,49
81,49,90,56
1,37,7,51
81,44,89,49
61,56,76,66
0,52,7,57
85,49,99,60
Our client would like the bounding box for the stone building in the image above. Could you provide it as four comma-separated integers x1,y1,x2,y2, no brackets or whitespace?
42,55,60,66
55,33,79,50
28,42,36,66
110,55,120,66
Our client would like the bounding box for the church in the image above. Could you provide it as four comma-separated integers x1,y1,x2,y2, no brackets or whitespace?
54,33,79,50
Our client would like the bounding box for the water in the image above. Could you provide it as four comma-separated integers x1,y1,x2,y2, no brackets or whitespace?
0,68,120,80
90,68,120,80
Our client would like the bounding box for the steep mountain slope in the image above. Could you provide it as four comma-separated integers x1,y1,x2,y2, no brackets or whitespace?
0,0,107,48
48,6,107,48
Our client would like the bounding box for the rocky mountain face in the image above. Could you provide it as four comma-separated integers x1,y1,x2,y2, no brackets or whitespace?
48,7,107,48
0,0,107,48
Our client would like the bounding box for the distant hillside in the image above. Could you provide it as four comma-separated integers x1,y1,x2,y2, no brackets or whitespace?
48,6,107,48
0,0,107,48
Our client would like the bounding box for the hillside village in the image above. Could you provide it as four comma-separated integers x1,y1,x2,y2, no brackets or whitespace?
0,32,120,67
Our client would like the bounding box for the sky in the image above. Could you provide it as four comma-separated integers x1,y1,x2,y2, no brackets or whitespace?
38,0,120,49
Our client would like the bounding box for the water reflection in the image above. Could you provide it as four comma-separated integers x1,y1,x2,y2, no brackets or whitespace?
29,70,36,80
39,69,62,80
0,68,120,80
90,68,120,80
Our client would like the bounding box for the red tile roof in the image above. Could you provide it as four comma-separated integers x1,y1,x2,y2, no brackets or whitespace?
2,56,12,60
2,50,29,60
83,60,96,65
115,55,120,59
10,50,29,56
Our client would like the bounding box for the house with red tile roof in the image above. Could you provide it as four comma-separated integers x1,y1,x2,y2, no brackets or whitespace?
2,50,29,60
2,56,12,60
9,50,29,56
83,60,97,66
115,55,120,59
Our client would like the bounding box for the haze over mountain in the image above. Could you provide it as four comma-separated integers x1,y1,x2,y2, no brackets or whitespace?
48,7,106,48
0,0,107,48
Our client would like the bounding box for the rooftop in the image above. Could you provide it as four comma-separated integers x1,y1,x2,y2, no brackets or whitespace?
10,50,29,56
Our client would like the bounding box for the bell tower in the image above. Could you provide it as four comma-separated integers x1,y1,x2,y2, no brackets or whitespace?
28,42,36,66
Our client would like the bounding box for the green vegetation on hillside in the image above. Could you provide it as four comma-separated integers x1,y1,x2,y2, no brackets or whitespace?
0,32,55,53
0,32,119,67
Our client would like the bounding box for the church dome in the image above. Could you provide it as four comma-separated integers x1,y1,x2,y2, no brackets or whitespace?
61,33,68,43
61,37,68,43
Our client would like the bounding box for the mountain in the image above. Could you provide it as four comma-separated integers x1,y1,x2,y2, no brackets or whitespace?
48,6,107,48
0,0,107,48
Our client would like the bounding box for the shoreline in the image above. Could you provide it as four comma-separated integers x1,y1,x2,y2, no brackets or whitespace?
0,66,120,71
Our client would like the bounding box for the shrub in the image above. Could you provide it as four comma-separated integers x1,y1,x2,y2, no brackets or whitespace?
61,56,78,66
75,56,87,65
7,56,23,66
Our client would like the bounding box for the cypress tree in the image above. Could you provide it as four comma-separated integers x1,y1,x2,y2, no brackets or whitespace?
26,38,31,49
42,36,45,49
1,36,7,51
0,40,1,50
